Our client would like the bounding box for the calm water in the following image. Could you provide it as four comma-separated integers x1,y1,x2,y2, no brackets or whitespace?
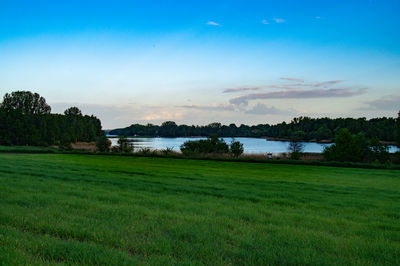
109,137,328,154
109,137,399,154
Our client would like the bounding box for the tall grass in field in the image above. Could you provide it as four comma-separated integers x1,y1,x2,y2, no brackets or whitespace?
0,153,399,265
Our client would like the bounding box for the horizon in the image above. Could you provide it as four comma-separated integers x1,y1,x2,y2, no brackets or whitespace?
1,0,399,128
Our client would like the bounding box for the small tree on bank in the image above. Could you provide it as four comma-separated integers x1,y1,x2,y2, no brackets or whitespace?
96,134,111,152
230,139,244,157
323,129,367,162
180,135,229,155
117,136,134,153
288,141,304,160
396,110,400,148
288,131,304,160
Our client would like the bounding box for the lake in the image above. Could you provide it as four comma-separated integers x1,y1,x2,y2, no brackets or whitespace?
109,137,400,154
109,137,326,154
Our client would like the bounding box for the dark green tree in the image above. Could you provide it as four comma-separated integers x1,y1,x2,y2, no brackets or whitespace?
96,134,111,152
323,129,369,162
369,137,389,163
64,107,82,116
396,110,400,148
0,91,51,114
229,139,244,157
117,136,133,152
288,131,305,160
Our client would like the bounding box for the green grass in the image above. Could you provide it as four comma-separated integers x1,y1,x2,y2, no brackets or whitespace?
0,154,399,265
0,145,57,153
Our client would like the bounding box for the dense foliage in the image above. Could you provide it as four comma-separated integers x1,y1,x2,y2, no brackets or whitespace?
0,91,104,146
110,116,397,141
396,111,400,147
180,135,245,157
180,135,230,155
229,139,244,157
323,129,390,163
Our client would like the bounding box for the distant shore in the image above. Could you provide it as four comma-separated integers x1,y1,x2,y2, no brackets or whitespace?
106,135,334,144
106,135,399,146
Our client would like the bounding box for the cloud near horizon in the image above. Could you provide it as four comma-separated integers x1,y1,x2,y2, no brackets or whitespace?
223,87,263,93
176,104,235,112
280,77,304,82
314,80,343,87
245,103,295,115
361,95,400,111
229,87,367,106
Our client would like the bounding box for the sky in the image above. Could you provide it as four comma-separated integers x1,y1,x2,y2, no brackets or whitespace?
0,0,399,129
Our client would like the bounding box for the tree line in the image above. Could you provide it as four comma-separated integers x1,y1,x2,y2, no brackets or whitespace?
0,91,104,147
110,116,398,142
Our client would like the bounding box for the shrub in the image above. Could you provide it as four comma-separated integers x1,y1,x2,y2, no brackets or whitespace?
230,139,244,157
161,147,174,155
180,135,229,155
288,141,304,160
117,137,134,153
137,147,153,155
323,129,371,162
369,137,389,163
96,134,111,152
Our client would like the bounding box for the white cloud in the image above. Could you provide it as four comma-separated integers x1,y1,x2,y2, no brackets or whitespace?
245,103,295,115
261,19,269,25
177,104,235,112
273,18,285,23
280,77,304,82
229,88,367,106
223,87,263,93
207,21,221,26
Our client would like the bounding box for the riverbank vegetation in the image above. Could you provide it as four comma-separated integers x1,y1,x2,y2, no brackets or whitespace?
0,91,104,147
1,153,399,264
0,91,399,166
110,116,397,142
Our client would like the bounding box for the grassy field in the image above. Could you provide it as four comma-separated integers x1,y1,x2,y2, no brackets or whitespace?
0,154,399,265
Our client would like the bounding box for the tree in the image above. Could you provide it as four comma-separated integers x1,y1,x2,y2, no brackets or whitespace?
314,124,332,140
396,110,400,148
288,131,304,160
64,107,82,116
288,141,304,160
230,139,244,157
0,91,51,115
370,137,389,163
96,134,111,152
180,135,229,155
323,128,369,162
117,136,134,152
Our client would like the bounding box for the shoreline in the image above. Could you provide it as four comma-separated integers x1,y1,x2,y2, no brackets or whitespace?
107,135,398,146
107,135,335,144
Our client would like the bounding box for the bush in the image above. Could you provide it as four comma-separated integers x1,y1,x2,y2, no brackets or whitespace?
230,139,244,157
117,137,134,153
323,129,393,163
288,132,304,160
96,135,111,152
369,137,389,163
288,141,304,160
137,147,153,155
323,129,367,162
180,135,229,155
161,147,174,155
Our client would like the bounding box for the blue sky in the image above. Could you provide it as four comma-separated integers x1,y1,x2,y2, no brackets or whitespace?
0,0,399,128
